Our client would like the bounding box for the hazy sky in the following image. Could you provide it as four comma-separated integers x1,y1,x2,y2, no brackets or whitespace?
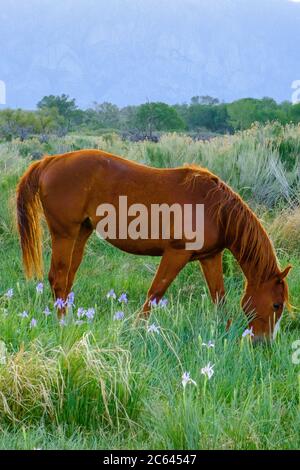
0,0,299,108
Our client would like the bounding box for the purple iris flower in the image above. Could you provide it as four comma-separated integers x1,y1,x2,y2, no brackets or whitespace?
113,311,125,320
118,293,128,304
54,298,65,309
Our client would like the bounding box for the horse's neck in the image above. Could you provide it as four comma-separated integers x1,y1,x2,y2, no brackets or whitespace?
222,203,279,284
229,243,269,283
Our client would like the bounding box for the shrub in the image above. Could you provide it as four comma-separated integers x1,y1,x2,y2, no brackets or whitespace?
269,206,300,252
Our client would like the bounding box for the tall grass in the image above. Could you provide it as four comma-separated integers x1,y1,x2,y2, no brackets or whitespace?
4,121,300,207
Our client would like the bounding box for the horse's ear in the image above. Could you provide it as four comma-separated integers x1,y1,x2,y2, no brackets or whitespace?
278,265,292,281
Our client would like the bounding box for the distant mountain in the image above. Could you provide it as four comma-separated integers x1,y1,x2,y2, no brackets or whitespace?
0,0,299,109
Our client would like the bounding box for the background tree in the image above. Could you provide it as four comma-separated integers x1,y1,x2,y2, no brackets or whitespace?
134,102,185,136
92,102,121,129
227,97,282,131
0,109,38,141
191,95,220,106
36,107,64,135
37,94,79,131
187,102,230,132
1,94,298,142
227,98,260,130
290,103,300,124
119,106,138,130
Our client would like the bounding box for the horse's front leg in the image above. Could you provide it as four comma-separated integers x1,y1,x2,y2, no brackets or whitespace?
199,252,225,305
48,233,77,317
199,252,232,328
139,249,191,321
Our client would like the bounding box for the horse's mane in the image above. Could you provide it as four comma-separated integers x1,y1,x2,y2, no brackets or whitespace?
184,165,280,284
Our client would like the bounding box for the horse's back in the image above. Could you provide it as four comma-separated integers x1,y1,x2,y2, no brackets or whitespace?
39,149,208,205
38,149,223,254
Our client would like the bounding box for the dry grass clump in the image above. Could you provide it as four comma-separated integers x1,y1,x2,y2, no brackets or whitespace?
269,206,300,251
0,334,134,428
0,342,58,424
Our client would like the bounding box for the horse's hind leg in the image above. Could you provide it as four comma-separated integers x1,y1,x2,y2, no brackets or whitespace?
66,222,93,294
48,233,77,316
139,249,191,320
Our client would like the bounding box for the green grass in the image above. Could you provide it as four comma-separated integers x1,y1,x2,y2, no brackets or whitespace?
1,127,300,449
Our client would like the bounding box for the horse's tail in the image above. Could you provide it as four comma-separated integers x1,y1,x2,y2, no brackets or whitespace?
16,160,44,279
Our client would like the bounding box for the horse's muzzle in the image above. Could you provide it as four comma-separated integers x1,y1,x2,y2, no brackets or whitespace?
252,334,271,345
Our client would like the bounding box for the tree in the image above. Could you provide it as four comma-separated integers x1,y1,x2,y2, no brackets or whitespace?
187,103,230,132
37,94,79,130
191,95,219,106
134,102,185,136
35,107,66,139
227,98,281,131
173,103,189,125
92,102,120,128
290,103,300,123
0,109,38,141
212,104,231,132
274,100,291,125
37,107,65,132
119,106,138,130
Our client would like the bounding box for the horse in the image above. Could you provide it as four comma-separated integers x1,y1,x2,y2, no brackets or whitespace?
16,149,291,341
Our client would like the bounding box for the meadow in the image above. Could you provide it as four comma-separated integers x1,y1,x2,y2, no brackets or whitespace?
1,123,300,449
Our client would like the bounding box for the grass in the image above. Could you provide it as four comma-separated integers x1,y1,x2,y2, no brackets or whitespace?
0,125,300,449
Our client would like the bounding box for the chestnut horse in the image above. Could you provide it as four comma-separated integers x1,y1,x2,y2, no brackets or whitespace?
16,149,291,340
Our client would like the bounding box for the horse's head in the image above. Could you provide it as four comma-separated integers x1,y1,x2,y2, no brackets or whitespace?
241,265,291,342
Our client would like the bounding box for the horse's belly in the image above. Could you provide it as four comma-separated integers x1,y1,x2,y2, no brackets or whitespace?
102,238,165,256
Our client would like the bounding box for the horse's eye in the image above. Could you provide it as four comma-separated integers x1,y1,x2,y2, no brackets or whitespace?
273,303,281,310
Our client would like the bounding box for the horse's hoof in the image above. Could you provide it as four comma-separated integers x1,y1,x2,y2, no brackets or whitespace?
133,312,149,326
56,308,66,319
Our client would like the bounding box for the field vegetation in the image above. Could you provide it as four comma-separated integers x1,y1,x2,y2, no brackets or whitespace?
0,123,300,449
